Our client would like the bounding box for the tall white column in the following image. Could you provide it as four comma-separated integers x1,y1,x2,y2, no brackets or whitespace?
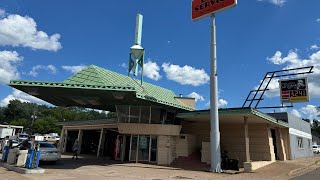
210,14,221,173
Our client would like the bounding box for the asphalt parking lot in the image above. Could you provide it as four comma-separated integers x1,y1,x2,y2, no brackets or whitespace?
0,154,320,180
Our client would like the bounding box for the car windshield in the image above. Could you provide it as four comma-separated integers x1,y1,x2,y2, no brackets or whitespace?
313,145,318,148
19,135,29,138
39,143,56,148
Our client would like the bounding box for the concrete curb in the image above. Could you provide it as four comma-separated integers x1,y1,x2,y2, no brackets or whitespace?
0,161,45,174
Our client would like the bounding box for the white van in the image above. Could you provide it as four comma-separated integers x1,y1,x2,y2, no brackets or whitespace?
313,145,320,154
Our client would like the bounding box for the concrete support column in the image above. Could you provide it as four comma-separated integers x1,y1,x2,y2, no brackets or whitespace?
77,129,83,154
59,128,65,153
97,128,106,157
244,117,250,162
276,128,287,161
267,127,276,161
63,129,68,153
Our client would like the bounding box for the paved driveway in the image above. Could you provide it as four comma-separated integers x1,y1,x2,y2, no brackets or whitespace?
0,154,320,180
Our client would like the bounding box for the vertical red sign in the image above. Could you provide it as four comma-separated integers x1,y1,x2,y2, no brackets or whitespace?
192,0,237,21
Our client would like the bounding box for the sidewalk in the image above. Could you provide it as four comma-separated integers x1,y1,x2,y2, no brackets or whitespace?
0,155,320,180
229,155,320,180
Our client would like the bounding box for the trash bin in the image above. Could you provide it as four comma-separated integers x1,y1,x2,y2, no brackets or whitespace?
7,149,18,165
16,150,28,166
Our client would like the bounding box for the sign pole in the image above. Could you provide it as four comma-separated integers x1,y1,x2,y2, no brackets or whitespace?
210,13,221,173
191,0,237,173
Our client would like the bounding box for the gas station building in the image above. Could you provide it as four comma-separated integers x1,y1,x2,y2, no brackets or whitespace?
9,65,313,171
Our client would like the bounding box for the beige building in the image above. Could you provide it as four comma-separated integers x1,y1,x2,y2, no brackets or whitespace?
58,107,290,172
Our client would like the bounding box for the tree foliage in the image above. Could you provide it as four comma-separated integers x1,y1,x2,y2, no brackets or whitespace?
0,99,114,134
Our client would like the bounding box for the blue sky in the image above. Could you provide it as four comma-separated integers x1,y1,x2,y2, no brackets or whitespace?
0,0,319,120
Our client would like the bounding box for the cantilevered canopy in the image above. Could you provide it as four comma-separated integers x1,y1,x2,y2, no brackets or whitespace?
176,108,289,128
9,65,194,112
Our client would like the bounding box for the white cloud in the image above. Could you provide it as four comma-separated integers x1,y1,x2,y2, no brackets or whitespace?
310,44,320,50
205,99,228,108
29,65,57,77
0,10,61,51
120,63,127,69
316,18,320,23
62,65,86,74
264,49,320,98
267,50,299,65
254,78,281,98
0,50,22,84
187,92,205,102
290,109,301,118
218,99,228,108
143,60,162,81
162,63,209,86
258,0,287,6
0,89,51,107
290,105,319,121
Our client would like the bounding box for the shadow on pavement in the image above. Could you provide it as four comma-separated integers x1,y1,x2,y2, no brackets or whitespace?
40,154,210,172
39,154,125,170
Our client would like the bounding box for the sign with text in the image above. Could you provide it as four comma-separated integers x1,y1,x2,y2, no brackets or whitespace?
279,78,309,103
192,0,237,21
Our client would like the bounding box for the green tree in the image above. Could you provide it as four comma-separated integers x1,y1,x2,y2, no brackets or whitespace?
0,99,110,134
107,111,117,118
32,117,61,134
10,118,30,128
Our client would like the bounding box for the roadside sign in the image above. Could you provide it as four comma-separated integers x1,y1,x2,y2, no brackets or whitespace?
192,0,237,21
279,78,309,103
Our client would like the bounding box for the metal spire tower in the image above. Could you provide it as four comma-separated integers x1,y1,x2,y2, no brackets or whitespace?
128,13,145,85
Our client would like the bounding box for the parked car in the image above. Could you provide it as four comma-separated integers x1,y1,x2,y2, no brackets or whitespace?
38,142,61,162
312,145,320,154
43,133,60,142
13,141,61,163
17,133,29,143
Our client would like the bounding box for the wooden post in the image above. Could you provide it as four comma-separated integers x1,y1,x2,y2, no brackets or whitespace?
63,129,68,153
244,116,250,162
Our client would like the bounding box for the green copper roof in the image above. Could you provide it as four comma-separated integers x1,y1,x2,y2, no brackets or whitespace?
9,65,194,111
63,65,193,110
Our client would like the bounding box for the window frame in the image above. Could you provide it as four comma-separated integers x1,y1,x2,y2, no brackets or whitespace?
297,137,304,149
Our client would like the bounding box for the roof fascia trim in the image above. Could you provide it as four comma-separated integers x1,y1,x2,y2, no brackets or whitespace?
9,80,136,92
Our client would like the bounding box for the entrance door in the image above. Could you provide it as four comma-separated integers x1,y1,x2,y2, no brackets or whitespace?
150,136,157,162
130,135,138,161
138,135,150,161
129,135,157,163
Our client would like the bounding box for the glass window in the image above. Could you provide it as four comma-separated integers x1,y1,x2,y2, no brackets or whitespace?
130,135,138,161
165,111,175,124
150,136,157,162
116,105,129,123
297,137,303,149
138,135,150,161
140,107,151,124
130,106,140,123
150,108,162,124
